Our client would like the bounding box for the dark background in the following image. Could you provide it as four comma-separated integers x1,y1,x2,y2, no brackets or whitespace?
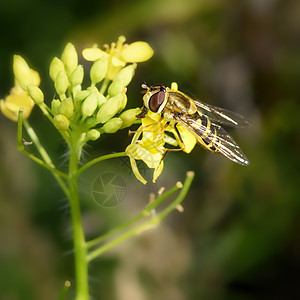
0,0,300,299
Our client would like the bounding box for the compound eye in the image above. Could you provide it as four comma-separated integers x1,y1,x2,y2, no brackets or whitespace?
149,91,165,112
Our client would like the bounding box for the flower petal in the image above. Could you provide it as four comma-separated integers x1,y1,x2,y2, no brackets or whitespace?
121,42,154,63
129,157,147,184
126,143,162,168
82,48,107,61
111,56,126,67
125,146,148,184
153,161,164,183
0,92,34,121
0,100,19,121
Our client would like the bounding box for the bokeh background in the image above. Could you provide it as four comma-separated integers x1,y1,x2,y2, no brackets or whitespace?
0,0,299,299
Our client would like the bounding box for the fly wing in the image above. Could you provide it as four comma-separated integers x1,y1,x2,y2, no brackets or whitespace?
193,100,250,127
175,113,250,166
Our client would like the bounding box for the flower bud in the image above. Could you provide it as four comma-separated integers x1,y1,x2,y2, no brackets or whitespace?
75,90,90,102
118,93,127,113
107,64,136,97
61,43,78,76
96,93,123,123
59,97,73,118
55,71,69,95
102,117,123,133
70,65,84,86
30,69,41,87
27,84,44,105
90,56,108,84
81,93,98,118
49,57,65,81
87,86,107,107
13,55,38,91
72,85,82,98
97,92,107,107
107,78,124,97
119,107,141,128
54,114,70,130
51,99,61,115
85,116,97,127
87,129,101,141
113,64,136,87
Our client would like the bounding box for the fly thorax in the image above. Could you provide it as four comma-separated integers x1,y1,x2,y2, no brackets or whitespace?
162,110,173,121
187,101,197,114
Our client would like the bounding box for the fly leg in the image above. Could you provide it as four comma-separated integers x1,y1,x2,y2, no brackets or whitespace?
160,122,186,161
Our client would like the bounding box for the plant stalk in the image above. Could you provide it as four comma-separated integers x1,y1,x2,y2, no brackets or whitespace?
68,140,89,300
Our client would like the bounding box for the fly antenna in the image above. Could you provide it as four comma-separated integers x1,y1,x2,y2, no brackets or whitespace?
141,82,149,94
141,83,148,88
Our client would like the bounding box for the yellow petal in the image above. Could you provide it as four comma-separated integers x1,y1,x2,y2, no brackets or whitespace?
82,48,107,61
126,144,140,159
140,132,165,153
111,56,126,67
126,144,162,168
125,145,148,184
1,92,34,121
142,111,162,126
129,157,147,185
0,100,19,121
142,151,162,169
121,42,154,63
153,161,164,183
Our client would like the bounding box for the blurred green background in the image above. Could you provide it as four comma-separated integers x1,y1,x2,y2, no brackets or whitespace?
0,0,300,299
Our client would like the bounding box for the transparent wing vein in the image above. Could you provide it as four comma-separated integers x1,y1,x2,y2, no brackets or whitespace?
193,100,250,127
175,114,249,166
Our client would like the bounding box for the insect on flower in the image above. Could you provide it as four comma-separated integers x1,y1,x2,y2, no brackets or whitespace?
136,83,250,166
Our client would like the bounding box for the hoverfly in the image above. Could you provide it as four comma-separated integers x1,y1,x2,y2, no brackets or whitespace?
136,83,250,166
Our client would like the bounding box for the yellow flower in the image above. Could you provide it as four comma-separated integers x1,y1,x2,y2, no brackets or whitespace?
0,86,34,121
82,36,153,80
1,55,41,122
126,113,166,184
126,102,197,184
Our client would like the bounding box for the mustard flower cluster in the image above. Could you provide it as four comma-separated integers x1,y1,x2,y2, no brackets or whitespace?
0,36,153,147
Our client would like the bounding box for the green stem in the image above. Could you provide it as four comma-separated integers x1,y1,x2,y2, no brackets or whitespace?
99,78,110,95
86,172,194,262
38,103,70,145
57,281,71,300
17,112,69,196
20,148,67,179
158,171,195,220
77,152,127,176
87,219,159,262
68,140,89,300
86,183,181,249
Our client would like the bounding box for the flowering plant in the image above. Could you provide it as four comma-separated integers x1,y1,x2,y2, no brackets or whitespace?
0,36,194,300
